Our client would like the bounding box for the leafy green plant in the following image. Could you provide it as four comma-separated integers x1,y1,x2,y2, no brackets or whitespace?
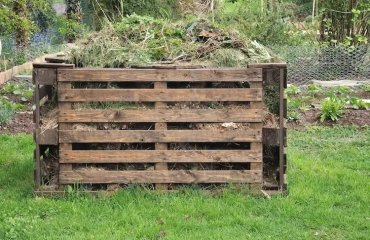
0,105,14,124
287,97,303,121
334,86,352,95
347,96,370,110
57,16,85,42
1,82,33,101
287,109,300,121
360,84,370,92
307,83,322,97
286,84,300,96
320,97,344,122
325,86,351,99
0,96,25,111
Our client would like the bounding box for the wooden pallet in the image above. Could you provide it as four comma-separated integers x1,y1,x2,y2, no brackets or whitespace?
55,68,264,188
34,63,288,192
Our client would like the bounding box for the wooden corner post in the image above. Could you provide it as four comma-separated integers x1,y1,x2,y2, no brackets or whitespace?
33,63,74,190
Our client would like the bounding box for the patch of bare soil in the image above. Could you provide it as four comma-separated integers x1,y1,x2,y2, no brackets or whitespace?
336,110,370,127
0,112,34,134
288,108,370,129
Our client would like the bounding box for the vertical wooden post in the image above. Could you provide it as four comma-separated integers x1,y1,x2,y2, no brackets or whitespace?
154,82,168,190
249,80,263,181
33,68,41,188
279,67,286,190
58,82,73,178
56,65,75,187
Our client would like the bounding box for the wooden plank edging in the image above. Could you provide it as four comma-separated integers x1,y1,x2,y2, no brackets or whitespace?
0,52,64,85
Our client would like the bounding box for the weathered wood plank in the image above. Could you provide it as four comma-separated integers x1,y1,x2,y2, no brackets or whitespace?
45,57,67,64
58,88,262,102
58,68,262,82
58,81,73,173
33,68,41,187
59,170,263,184
59,150,262,163
38,129,58,145
59,130,262,143
33,63,74,69
33,68,56,85
248,63,287,68
154,82,168,190
59,109,262,123
262,128,287,146
279,67,286,190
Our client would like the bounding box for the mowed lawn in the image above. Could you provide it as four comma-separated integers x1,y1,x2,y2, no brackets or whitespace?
0,126,369,239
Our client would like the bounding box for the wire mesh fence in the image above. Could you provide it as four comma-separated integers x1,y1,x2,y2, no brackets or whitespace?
270,45,370,85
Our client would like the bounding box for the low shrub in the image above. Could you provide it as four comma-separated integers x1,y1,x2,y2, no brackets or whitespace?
0,96,25,111
320,97,344,122
286,84,300,96
347,96,370,110
0,105,13,125
360,84,370,92
307,83,322,97
287,97,302,121
1,82,33,101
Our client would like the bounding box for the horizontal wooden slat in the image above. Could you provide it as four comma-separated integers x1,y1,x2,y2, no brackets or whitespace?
58,68,262,82
248,63,287,68
45,57,67,63
59,150,262,163
33,63,74,69
59,170,262,184
59,130,262,143
38,129,58,145
58,88,262,102
59,109,262,123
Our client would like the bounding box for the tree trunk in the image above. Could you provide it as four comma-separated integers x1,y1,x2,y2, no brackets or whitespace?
65,0,82,42
14,0,28,48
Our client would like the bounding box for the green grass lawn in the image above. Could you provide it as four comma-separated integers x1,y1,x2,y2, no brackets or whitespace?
0,126,369,239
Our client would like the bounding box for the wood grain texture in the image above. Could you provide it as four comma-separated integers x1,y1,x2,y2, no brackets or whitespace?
45,57,67,63
59,130,262,143
38,129,58,145
59,170,263,184
59,109,262,123
248,63,287,68
58,68,262,82
58,82,73,173
33,68,56,85
33,63,74,69
33,69,41,187
58,88,262,102
59,150,262,163
153,82,168,189
279,67,286,189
